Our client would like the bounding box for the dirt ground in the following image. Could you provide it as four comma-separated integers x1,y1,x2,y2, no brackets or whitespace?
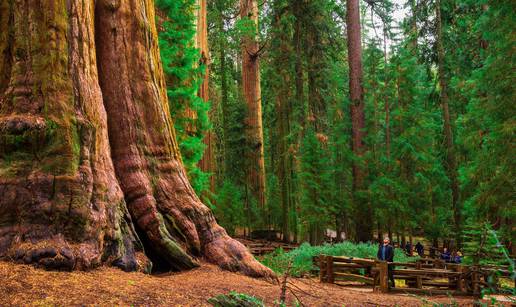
0,261,505,306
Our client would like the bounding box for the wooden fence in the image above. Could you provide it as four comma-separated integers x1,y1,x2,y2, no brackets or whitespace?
236,238,298,256
316,255,515,296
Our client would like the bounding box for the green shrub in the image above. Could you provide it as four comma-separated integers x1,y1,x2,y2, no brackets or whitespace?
261,241,416,276
208,291,264,307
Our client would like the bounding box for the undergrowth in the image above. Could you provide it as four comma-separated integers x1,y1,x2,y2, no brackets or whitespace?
261,241,417,276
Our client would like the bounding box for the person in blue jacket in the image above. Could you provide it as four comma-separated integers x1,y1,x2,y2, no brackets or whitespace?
440,247,451,262
377,237,395,288
453,251,463,264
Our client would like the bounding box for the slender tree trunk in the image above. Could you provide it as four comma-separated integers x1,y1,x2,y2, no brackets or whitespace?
240,0,266,210
196,0,215,193
436,0,460,242
346,0,371,242
293,0,304,130
271,6,292,243
0,0,273,279
218,12,231,178
383,27,390,160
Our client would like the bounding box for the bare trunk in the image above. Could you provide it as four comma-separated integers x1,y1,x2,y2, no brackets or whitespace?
272,8,292,244
346,0,371,242
0,0,273,279
436,0,460,242
240,0,266,209
196,0,215,193
383,27,390,160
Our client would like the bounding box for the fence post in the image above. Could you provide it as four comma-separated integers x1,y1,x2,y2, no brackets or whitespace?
456,265,465,293
318,256,325,282
376,260,389,293
415,261,423,289
326,255,334,284
472,268,481,297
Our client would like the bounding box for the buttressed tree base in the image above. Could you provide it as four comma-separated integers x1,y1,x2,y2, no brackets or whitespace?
0,0,273,278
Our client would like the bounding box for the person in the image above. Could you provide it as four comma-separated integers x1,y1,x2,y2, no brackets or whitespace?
415,242,424,257
454,251,463,264
377,237,395,288
405,242,412,256
440,247,451,262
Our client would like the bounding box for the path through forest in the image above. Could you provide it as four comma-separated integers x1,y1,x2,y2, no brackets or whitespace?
0,262,499,306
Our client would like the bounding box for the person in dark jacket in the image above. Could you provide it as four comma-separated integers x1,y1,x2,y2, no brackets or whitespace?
405,242,412,256
415,242,424,257
377,237,395,288
440,247,451,262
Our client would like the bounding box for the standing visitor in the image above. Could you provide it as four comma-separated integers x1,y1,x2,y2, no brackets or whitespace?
440,247,451,262
453,251,463,264
377,237,395,288
405,242,412,256
415,242,424,257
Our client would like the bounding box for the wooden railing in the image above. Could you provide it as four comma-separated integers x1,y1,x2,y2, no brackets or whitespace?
315,255,515,296
236,238,298,256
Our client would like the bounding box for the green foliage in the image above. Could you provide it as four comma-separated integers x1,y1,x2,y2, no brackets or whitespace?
457,0,516,245
298,127,333,241
212,180,246,236
208,291,264,307
261,241,416,276
202,0,514,257
463,222,513,267
156,0,212,197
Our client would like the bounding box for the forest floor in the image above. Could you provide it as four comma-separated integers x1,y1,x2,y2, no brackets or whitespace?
0,261,509,306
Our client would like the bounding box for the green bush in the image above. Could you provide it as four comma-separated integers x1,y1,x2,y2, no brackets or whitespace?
208,291,264,307
261,241,416,276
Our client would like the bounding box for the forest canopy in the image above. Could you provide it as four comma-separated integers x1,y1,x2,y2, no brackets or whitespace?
165,0,514,255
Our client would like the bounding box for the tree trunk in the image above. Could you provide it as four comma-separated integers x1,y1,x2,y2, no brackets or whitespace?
271,6,292,243
0,0,273,279
436,0,460,243
346,0,371,242
383,27,390,160
240,0,266,210
0,0,141,271
196,0,215,193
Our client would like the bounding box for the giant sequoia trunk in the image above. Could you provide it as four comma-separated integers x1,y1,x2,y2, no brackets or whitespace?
0,0,272,278
240,0,266,210
346,0,372,242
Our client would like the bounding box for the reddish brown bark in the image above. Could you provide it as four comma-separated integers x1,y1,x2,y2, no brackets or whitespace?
196,0,215,193
0,0,142,271
240,0,266,209
0,0,273,279
346,0,371,242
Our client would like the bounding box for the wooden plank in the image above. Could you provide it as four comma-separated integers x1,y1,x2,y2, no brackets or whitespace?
422,281,455,287
390,262,417,268
332,256,375,266
389,287,464,296
333,272,374,285
393,269,461,277
333,262,367,269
